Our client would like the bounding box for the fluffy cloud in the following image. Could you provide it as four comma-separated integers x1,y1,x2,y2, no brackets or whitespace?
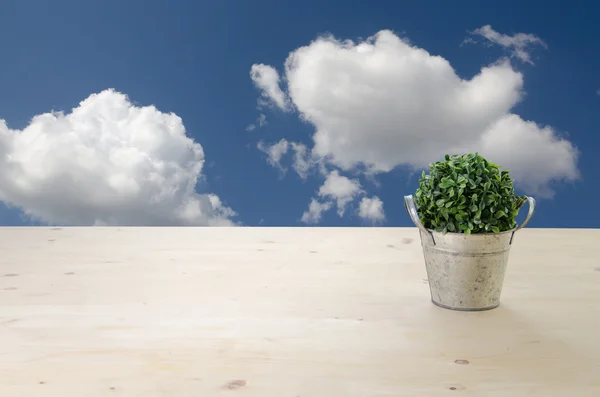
0,89,236,226
250,64,292,111
300,198,332,224
251,29,579,199
257,138,289,173
468,25,547,65
358,196,385,223
317,170,363,216
246,113,267,132
258,139,321,180
465,114,579,198
300,170,365,223
289,141,316,179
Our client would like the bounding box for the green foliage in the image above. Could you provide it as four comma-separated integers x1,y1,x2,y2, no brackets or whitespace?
414,153,527,235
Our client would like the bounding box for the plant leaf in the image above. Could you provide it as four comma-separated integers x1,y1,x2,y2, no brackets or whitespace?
413,153,523,235
494,210,506,219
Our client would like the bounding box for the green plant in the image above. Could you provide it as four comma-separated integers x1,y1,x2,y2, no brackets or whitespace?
414,153,527,235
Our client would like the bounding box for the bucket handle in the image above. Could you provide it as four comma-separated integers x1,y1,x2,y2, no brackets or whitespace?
404,195,435,246
510,196,536,244
514,196,536,232
405,194,535,246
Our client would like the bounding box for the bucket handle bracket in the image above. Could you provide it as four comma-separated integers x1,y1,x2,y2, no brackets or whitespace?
404,195,435,246
510,196,536,244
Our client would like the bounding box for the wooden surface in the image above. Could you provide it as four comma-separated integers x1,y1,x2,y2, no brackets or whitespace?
0,227,599,396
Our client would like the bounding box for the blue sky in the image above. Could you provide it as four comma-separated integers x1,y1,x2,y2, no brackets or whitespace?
0,0,598,227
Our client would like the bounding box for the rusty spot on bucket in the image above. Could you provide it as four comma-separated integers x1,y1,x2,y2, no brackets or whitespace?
223,380,247,390
402,238,414,244
454,359,469,365
594,267,600,272
4,273,18,277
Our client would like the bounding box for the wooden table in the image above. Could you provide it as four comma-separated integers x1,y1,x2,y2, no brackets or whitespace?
1,227,598,396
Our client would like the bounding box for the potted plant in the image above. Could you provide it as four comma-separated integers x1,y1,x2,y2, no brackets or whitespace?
404,153,535,311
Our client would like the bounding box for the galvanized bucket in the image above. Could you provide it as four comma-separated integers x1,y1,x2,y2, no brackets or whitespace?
404,195,536,311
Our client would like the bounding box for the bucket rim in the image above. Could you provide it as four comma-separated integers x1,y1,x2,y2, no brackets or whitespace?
424,227,516,237
404,194,536,246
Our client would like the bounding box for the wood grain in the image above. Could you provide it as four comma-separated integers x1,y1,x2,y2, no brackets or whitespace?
0,227,598,396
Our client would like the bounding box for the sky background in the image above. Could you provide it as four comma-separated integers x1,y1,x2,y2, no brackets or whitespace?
0,0,598,228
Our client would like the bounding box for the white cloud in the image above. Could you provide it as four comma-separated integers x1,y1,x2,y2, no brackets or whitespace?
465,114,579,198
257,113,267,126
300,170,364,224
0,89,236,226
300,198,332,224
358,196,385,223
257,138,289,173
252,29,579,198
289,142,314,179
468,25,548,65
257,139,322,180
246,113,267,132
317,170,363,216
250,64,292,111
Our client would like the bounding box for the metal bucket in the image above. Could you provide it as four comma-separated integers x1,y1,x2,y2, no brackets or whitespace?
404,195,536,311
